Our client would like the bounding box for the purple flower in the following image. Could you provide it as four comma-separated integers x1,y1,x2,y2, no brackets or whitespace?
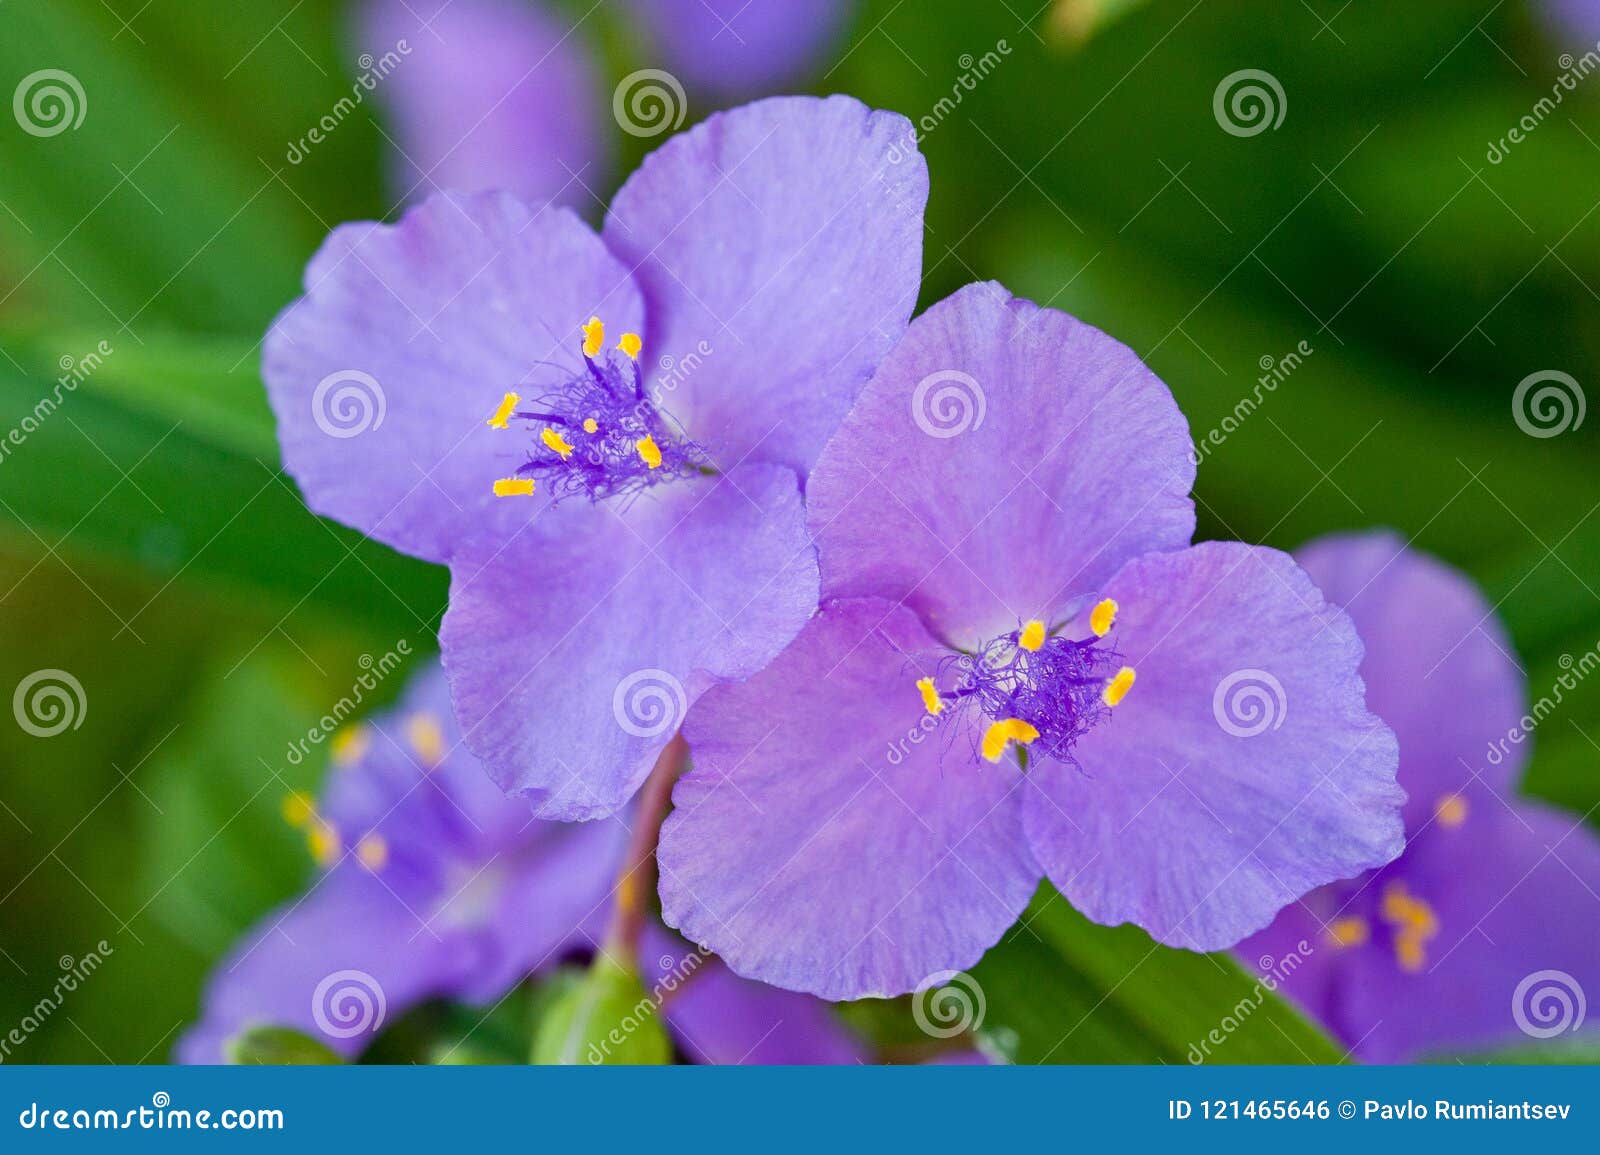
178,663,863,1065
264,95,927,819
1241,531,1600,1062
626,0,852,99
656,282,1406,1000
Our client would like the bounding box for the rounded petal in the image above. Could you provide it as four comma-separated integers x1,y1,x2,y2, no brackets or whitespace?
357,0,608,205
441,465,817,820
1025,542,1405,951
265,193,644,564
1295,530,1529,826
808,282,1196,649
602,95,926,473
628,0,850,97
642,926,865,1064
660,598,1041,1001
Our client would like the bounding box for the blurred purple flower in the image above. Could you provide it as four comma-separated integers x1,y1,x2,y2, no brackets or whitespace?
1242,531,1600,1062
178,662,863,1065
627,0,851,99
263,95,927,820
655,282,1406,1000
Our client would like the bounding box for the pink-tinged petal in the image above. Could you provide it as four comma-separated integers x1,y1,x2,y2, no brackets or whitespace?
265,193,644,565
1295,530,1529,826
441,465,817,820
660,598,1041,1001
602,95,926,474
808,282,1196,649
356,0,608,206
1025,542,1405,951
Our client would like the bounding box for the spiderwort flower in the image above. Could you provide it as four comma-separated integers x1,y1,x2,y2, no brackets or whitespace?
178,663,863,1065
656,282,1406,1000
1242,532,1600,1062
264,95,927,819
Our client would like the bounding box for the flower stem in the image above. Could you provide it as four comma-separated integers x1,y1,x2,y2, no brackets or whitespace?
604,732,688,958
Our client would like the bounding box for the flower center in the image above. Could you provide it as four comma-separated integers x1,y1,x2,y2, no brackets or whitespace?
915,599,1135,765
486,315,704,503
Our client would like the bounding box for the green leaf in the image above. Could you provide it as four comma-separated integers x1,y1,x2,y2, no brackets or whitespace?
530,954,673,1066
972,887,1344,1064
224,1024,343,1065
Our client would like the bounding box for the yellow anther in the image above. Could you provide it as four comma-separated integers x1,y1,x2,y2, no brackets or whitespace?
307,821,340,868
1326,916,1370,948
583,417,599,434
355,833,388,871
280,791,315,829
636,435,663,469
1380,882,1438,973
493,477,536,497
1434,793,1468,828
981,718,1040,762
1018,620,1046,652
1090,598,1118,637
486,392,519,429
1102,666,1136,707
916,676,944,716
406,712,445,767
541,427,574,459
330,726,370,767
582,316,604,358
618,332,642,359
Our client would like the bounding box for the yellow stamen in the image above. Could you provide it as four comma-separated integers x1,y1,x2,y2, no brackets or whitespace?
583,417,599,434
582,316,604,358
916,676,944,716
330,726,369,767
1380,882,1439,973
1018,620,1046,652
355,833,388,871
1102,666,1136,707
1434,793,1468,828
618,332,642,359
636,435,663,469
307,821,340,868
493,477,536,497
1090,597,1118,637
541,427,574,459
280,791,315,829
486,391,519,429
1327,916,1370,948
406,712,445,767
981,718,1040,762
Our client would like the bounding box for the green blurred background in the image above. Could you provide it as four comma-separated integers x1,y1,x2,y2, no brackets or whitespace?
1,0,1597,1063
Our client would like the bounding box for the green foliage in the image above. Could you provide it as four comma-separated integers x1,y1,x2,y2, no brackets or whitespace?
530,956,674,1066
